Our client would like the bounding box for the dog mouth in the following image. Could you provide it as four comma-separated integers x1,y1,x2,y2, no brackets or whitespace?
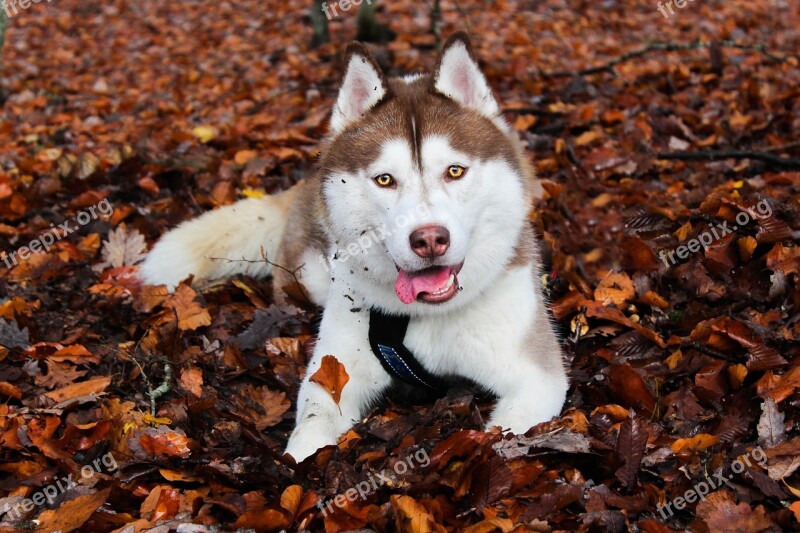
395,263,463,304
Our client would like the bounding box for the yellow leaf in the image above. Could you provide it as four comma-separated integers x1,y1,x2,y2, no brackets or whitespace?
674,221,693,241
143,414,172,427
241,188,265,198
192,125,217,143
728,364,748,389
665,349,683,370
738,236,758,261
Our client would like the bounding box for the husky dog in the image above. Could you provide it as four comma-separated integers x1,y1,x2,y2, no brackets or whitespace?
140,33,568,461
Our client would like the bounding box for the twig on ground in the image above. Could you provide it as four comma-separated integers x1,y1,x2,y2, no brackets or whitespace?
656,150,800,170
209,251,314,307
148,363,172,416
539,40,795,79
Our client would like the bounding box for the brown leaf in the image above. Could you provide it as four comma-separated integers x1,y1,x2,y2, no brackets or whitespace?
696,490,773,532
44,376,112,403
767,366,800,403
757,398,785,449
595,272,635,307
615,411,648,489
309,355,350,406
608,364,656,416
50,344,100,364
0,381,22,399
246,385,290,431
34,487,111,533
97,224,147,269
180,368,203,398
280,484,303,518
391,495,447,533
165,284,211,331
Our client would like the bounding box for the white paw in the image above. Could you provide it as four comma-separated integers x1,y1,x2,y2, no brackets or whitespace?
488,397,563,435
284,417,339,461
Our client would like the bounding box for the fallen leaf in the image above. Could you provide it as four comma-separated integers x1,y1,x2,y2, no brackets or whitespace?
310,355,350,406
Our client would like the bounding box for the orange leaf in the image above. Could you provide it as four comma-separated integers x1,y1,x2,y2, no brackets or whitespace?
44,376,112,403
34,487,111,533
165,284,211,331
594,272,635,307
512,114,537,131
671,434,720,456
0,382,22,400
139,428,196,458
50,344,100,364
391,495,447,533
180,368,203,398
234,149,258,165
790,501,800,522
280,484,303,517
310,355,350,406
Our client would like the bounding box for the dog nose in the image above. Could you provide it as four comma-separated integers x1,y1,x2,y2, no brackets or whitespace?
409,225,450,259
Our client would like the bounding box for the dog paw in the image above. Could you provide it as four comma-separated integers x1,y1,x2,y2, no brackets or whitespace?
284,418,338,462
487,403,560,435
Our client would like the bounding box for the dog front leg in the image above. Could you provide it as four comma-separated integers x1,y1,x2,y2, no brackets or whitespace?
285,304,391,461
486,345,568,434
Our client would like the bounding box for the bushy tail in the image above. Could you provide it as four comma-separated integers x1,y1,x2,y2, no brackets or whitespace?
139,185,299,289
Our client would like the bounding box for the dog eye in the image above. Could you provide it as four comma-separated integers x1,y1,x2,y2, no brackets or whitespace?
373,173,396,188
446,165,466,180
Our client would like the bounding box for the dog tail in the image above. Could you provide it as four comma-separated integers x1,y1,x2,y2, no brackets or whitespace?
139,184,301,289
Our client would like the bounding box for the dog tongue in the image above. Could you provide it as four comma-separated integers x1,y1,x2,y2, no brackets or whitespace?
395,267,452,304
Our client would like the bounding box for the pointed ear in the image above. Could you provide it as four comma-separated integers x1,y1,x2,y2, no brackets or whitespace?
432,32,500,118
330,43,389,133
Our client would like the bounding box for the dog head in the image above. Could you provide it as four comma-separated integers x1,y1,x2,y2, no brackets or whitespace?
319,33,534,313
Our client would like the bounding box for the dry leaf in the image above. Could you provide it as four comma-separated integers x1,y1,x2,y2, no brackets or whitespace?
165,284,211,331
310,355,350,406
96,224,148,270
180,368,203,398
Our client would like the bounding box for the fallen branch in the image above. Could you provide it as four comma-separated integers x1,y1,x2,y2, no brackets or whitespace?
539,40,794,79
656,150,800,170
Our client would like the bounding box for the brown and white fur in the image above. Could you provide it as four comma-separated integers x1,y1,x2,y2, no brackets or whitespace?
140,33,568,461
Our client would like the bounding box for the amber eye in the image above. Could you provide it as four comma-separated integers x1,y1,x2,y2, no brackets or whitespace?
447,165,467,180
373,173,395,188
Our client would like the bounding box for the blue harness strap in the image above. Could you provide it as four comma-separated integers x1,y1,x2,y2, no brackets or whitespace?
368,308,448,391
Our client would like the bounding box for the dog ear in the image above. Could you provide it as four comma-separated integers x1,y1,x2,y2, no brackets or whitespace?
432,32,500,119
331,43,389,133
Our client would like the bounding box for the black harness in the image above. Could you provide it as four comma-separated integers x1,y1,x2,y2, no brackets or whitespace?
368,308,448,391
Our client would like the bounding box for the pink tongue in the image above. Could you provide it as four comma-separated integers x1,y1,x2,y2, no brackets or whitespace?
395,267,452,304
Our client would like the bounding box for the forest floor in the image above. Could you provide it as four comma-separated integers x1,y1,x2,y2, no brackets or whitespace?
0,0,799,531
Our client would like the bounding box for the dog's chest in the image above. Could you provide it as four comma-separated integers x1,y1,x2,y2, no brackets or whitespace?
399,265,539,381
